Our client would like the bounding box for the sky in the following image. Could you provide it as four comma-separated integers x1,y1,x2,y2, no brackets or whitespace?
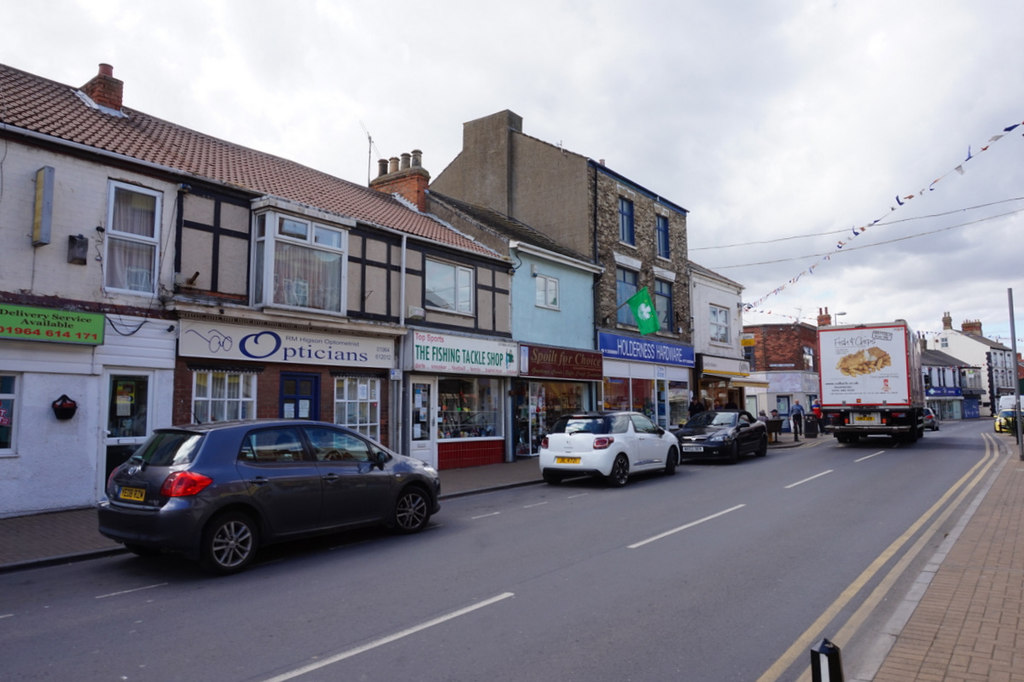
3,0,1023,348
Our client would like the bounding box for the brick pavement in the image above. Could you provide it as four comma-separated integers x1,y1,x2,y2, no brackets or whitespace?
873,441,1024,682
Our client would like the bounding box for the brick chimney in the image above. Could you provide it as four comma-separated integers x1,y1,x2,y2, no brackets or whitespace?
81,63,123,111
942,311,952,330
961,319,983,336
816,307,832,327
369,149,430,211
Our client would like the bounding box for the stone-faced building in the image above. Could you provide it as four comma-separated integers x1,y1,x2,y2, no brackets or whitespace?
430,110,695,428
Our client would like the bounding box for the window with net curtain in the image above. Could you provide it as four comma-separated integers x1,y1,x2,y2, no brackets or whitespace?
192,371,256,423
253,213,347,312
105,181,160,294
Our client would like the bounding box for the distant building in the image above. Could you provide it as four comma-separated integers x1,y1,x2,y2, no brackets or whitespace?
930,313,1014,415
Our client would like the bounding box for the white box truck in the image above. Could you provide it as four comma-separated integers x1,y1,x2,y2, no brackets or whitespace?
817,320,925,444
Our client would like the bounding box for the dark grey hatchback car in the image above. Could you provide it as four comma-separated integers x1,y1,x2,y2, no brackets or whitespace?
98,419,441,574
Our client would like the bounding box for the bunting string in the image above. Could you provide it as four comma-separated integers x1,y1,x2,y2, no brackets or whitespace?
742,119,1024,314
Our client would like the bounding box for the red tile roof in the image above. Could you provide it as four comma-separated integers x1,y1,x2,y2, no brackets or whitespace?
0,62,499,258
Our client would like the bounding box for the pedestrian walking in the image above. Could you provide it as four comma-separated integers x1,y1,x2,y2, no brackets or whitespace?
790,400,805,441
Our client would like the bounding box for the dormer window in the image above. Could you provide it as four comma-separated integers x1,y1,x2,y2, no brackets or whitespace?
252,211,348,312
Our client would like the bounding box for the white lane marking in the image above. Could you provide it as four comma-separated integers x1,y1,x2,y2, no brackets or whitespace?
785,470,834,489
262,592,516,682
523,501,548,509
0,613,13,620
567,493,589,499
470,511,501,520
95,583,168,599
855,450,886,462
629,504,746,549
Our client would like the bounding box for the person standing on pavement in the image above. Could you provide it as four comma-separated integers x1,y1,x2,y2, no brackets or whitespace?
790,400,805,440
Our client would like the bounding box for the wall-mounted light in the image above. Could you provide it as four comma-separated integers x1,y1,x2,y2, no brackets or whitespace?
530,264,538,278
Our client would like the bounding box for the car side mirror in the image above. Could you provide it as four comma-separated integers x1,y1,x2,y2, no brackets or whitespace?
374,450,389,470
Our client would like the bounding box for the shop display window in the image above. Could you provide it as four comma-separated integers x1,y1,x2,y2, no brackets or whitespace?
438,377,499,439
0,374,16,452
192,371,255,424
334,376,380,440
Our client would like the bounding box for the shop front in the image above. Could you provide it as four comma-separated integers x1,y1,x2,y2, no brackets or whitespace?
926,385,964,421
405,330,518,470
598,332,694,429
0,304,176,516
697,354,752,410
177,318,396,441
513,344,603,455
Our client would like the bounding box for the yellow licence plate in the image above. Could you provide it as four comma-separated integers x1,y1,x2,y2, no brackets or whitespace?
555,457,581,464
119,486,146,502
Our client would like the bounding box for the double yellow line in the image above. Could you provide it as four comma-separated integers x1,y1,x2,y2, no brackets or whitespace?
758,433,1003,682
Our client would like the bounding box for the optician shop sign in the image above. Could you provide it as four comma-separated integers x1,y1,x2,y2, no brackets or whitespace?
0,304,104,345
598,331,694,368
179,320,394,368
412,330,518,376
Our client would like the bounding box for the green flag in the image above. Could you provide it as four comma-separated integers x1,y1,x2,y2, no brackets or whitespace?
627,287,660,335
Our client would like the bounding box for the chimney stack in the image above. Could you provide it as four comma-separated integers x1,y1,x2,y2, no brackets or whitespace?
816,307,832,327
81,63,123,111
942,312,953,330
961,319,983,336
369,150,431,212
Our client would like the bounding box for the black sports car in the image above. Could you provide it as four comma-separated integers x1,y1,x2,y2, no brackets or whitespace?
671,410,768,463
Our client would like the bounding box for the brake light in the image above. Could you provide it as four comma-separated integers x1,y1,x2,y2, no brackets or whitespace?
161,471,213,497
540,436,549,449
593,436,614,450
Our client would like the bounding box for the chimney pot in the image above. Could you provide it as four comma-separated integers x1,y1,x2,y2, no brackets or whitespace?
388,157,399,174
400,152,411,171
377,159,389,177
411,149,422,168
99,63,114,77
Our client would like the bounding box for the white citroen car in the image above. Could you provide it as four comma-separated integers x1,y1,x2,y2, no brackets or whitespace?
538,411,680,486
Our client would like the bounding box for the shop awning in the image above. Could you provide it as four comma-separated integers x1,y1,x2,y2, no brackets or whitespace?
732,379,770,389
702,370,747,380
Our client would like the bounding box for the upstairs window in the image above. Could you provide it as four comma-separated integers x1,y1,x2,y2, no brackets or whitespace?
618,198,635,245
656,215,670,259
535,273,559,310
654,278,673,331
253,212,348,312
0,374,16,453
709,304,730,344
425,259,473,314
615,267,638,325
105,181,161,294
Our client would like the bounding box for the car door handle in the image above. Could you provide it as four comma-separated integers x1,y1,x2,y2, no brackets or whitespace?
250,477,269,486
322,473,340,482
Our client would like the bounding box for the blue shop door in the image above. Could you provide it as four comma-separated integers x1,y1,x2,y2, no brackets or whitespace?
281,372,320,420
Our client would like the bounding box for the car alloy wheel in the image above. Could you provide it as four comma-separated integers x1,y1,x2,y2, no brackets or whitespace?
608,454,630,487
393,487,431,533
664,448,678,476
201,512,257,575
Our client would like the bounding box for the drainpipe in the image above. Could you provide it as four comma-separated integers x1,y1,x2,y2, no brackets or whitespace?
394,234,408,450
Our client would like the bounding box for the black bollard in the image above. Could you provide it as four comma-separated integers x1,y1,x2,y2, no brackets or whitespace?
810,638,844,682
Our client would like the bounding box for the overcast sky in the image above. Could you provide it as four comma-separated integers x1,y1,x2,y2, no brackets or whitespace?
3,0,1023,348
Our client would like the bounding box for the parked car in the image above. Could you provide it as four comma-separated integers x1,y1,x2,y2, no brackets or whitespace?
538,411,680,486
995,409,1019,434
98,419,440,574
923,408,940,431
672,410,768,463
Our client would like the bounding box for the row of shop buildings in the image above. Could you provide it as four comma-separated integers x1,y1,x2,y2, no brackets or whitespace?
0,63,753,517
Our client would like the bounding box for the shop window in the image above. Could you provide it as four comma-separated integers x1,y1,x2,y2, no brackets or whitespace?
425,259,473,314
438,377,499,439
105,181,160,295
192,371,256,423
0,374,16,453
334,377,380,440
253,211,348,312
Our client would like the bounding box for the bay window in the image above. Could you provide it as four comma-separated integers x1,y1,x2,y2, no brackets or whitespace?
253,211,348,312
105,181,161,294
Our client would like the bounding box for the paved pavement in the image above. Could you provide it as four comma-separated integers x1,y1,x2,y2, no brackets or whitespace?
3,432,1021,681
